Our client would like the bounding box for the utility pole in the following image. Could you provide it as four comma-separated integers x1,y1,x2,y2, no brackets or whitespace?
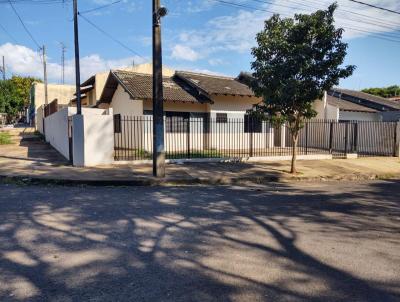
42,45,49,116
152,0,167,177
73,0,82,115
1,56,5,81
60,42,66,84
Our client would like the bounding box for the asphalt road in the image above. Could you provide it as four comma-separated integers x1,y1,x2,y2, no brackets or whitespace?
0,181,399,302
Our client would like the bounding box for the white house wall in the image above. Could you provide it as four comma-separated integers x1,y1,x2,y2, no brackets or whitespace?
339,111,381,122
111,84,143,116
44,107,70,159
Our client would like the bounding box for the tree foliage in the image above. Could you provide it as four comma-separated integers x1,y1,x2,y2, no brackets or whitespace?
0,76,41,120
362,85,400,98
250,3,355,173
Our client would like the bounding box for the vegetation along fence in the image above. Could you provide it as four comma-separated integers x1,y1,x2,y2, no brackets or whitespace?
113,115,398,161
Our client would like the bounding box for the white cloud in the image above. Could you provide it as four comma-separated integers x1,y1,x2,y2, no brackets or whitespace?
169,0,400,64
0,43,147,83
170,44,201,61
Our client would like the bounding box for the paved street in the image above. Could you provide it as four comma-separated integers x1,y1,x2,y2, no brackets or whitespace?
0,181,399,301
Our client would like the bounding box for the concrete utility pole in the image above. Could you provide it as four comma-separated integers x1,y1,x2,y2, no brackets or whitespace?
1,56,5,81
73,0,82,115
42,45,49,116
152,0,167,177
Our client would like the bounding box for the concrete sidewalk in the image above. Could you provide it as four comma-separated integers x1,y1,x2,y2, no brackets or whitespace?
1,128,400,185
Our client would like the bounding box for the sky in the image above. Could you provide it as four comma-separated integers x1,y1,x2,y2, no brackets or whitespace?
0,0,399,90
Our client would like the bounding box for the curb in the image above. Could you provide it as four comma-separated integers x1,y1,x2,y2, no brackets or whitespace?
1,172,400,187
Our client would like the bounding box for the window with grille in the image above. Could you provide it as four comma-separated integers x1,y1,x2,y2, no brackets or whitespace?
216,113,227,123
244,115,262,133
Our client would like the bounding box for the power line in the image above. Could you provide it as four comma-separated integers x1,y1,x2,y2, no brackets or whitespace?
8,0,40,48
212,0,275,14
0,23,18,43
79,0,122,15
78,13,146,59
211,0,400,44
284,0,400,28
347,0,400,16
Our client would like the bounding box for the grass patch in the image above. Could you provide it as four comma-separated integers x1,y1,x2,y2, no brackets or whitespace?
0,132,12,145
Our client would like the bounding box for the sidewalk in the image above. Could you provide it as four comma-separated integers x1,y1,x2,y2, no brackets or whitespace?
1,128,399,185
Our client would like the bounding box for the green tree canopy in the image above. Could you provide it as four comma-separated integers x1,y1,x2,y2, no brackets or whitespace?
362,85,400,98
250,3,355,173
0,76,41,119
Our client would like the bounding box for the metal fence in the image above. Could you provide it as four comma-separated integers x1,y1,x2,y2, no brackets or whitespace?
113,115,398,161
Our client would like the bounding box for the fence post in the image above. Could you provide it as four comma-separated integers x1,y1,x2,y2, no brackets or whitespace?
186,117,190,158
305,122,309,155
344,122,349,155
395,122,400,157
249,117,254,157
353,122,358,153
329,122,333,154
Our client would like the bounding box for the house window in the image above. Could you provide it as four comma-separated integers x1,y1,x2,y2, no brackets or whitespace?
114,114,122,133
216,113,227,123
165,112,190,133
244,115,262,133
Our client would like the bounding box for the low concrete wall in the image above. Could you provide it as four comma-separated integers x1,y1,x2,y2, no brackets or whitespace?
44,107,69,159
72,113,114,167
36,106,45,134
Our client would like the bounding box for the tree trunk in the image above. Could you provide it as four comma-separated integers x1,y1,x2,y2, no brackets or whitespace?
291,134,298,174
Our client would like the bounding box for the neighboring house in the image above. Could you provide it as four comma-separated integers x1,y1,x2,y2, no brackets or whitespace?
29,82,75,131
73,63,175,108
314,88,400,122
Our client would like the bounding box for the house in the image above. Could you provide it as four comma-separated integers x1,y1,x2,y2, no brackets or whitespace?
97,69,260,120
29,82,76,132
314,88,400,122
96,69,269,155
73,63,176,108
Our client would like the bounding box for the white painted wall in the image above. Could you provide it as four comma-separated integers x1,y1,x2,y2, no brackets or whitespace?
339,111,381,122
84,115,114,166
72,111,114,167
111,85,143,116
44,107,70,159
326,104,339,120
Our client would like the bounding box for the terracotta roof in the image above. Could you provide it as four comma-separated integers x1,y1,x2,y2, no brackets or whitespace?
99,70,211,104
175,71,255,96
327,95,377,113
98,71,211,104
330,88,400,111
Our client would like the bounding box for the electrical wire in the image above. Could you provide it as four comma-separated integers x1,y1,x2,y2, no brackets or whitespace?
78,13,146,59
79,0,122,15
8,0,41,48
348,0,400,16
211,0,400,43
0,23,19,43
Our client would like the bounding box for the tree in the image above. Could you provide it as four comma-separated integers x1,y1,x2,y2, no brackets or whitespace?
250,3,355,173
0,76,40,122
362,85,400,98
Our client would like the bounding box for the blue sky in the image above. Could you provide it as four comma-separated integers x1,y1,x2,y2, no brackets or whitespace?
0,0,399,90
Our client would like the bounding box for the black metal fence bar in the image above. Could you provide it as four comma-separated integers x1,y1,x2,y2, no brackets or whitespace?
113,115,398,161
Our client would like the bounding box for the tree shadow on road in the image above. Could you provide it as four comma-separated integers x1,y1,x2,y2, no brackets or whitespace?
0,180,399,301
